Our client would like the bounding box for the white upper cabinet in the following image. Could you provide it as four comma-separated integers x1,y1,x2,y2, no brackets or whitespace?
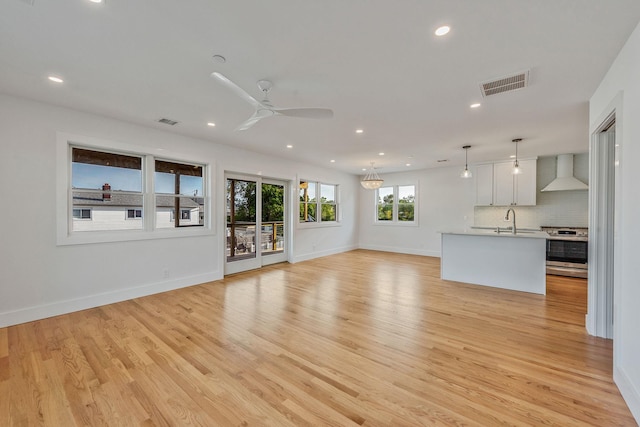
513,159,537,205
475,159,536,206
475,163,495,206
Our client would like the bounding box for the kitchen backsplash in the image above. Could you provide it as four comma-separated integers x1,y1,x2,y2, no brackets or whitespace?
474,153,589,229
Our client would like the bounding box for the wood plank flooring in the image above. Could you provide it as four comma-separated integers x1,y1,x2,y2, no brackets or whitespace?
1,250,636,426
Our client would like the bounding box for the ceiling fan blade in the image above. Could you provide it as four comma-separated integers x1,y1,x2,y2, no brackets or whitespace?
235,109,273,131
274,108,334,119
210,72,262,109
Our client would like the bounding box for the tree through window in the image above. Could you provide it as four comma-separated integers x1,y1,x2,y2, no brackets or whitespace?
376,185,416,223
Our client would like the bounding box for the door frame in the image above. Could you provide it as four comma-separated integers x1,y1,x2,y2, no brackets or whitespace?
224,172,289,275
587,91,623,342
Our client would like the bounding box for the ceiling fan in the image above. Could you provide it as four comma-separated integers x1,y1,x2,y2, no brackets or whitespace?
211,72,333,131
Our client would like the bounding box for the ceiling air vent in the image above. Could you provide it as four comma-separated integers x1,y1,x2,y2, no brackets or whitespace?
158,118,179,126
480,70,529,97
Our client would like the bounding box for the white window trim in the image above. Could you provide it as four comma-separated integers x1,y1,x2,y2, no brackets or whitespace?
297,179,341,228
373,183,418,226
56,132,214,246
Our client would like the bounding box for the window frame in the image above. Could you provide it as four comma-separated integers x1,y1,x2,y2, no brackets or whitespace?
374,183,418,226
56,133,213,246
298,180,340,228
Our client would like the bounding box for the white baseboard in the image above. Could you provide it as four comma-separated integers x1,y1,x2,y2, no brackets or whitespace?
0,271,222,328
292,245,358,263
614,365,640,424
585,313,594,335
358,243,440,258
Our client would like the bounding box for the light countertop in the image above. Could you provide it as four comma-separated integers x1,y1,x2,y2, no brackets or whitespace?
439,229,549,239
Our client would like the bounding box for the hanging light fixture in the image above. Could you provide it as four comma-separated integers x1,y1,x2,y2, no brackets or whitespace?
460,145,472,178
512,138,522,175
361,162,384,189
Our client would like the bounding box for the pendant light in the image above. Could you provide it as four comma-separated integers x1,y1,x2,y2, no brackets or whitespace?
460,145,472,178
361,162,384,189
512,138,522,175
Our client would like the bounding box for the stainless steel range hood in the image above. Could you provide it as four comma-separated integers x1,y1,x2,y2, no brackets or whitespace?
541,154,588,192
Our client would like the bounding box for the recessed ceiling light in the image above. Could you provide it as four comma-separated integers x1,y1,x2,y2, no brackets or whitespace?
207,122,216,127
88,0,104,3
48,76,63,83
435,26,450,36
378,152,385,156
212,55,226,63
406,163,411,167
356,129,364,134
470,103,481,108
330,159,336,163
510,155,516,158
286,144,293,149
362,168,367,171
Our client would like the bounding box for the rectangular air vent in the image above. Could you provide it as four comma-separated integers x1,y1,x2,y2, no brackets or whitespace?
158,118,179,126
480,70,529,97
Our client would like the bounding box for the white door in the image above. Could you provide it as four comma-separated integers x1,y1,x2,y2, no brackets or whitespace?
225,174,288,275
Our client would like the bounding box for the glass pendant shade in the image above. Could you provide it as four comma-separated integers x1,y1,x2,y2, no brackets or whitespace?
460,145,472,178
361,163,384,189
512,138,522,175
512,160,522,175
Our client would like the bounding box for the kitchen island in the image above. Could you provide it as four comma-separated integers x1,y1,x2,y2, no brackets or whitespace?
440,229,549,295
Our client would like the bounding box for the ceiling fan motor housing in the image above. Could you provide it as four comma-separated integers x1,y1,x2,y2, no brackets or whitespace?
257,80,273,93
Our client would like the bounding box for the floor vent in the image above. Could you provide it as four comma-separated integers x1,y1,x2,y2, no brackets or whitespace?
158,118,179,126
480,70,529,97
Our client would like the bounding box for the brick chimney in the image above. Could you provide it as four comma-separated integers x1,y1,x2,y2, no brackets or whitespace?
102,183,111,201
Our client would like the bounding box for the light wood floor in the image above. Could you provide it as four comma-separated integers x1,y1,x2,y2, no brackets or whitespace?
1,250,636,426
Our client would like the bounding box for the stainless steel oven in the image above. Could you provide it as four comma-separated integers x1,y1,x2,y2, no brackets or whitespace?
541,227,588,278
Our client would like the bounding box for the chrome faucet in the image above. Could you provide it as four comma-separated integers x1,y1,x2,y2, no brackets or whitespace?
505,208,516,234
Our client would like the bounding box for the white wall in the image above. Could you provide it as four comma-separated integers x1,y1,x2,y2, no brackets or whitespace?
358,167,476,257
590,21,640,422
0,94,359,327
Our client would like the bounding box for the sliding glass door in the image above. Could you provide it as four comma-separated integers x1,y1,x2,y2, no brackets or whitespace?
225,174,287,274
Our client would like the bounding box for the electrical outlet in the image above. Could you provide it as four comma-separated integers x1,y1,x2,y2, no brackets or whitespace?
163,269,170,279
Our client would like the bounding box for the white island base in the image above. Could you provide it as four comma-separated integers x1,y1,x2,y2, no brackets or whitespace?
440,231,548,295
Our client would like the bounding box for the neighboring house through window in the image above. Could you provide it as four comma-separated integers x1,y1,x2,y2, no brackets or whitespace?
72,148,144,232
70,146,206,233
155,159,204,228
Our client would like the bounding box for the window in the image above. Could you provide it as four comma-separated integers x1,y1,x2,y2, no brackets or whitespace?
299,180,339,223
66,144,208,239
71,147,143,231
126,209,142,219
155,160,204,228
170,209,193,221
376,185,416,224
72,208,92,220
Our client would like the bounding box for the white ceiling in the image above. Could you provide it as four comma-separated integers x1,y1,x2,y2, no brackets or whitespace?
2,0,640,174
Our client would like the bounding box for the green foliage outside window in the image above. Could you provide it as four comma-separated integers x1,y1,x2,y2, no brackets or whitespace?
377,186,415,223
300,181,338,223
398,194,415,221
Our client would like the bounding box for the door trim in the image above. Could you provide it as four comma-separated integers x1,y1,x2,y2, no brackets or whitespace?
224,173,289,275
